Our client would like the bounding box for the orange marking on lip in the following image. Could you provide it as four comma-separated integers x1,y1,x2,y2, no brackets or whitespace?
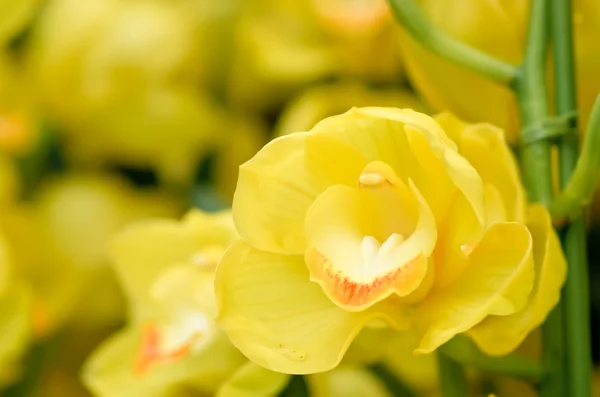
306,247,426,309
134,322,201,375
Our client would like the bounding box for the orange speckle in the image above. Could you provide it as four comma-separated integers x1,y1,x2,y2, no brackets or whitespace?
134,322,201,375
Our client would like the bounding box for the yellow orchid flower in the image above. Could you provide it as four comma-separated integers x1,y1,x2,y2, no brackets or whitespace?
83,210,250,396
398,0,600,142
1,173,180,335
215,107,566,374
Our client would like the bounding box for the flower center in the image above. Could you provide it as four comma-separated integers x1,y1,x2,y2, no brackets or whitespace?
135,315,210,375
134,264,218,374
305,161,437,311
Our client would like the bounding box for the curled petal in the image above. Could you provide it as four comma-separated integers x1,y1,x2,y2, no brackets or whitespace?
435,113,526,223
110,219,208,322
433,193,482,288
414,222,534,354
215,241,409,374
312,107,485,225
468,205,567,355
233,132,365,254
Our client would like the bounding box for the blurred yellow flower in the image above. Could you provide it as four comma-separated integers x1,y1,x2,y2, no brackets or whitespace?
228,0,404,112
83,210,251,396
399,0,600,142
27,0,228,183
215,107,566,374
1,173,180,335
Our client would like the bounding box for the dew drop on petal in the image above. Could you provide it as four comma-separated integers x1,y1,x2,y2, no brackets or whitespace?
273,344,307,361
460,243,477,256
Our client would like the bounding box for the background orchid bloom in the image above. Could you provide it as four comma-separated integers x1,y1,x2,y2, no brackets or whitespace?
0,173,180,336
215,107,566,374
26,0,238,184
228,0,404,113
398,0,600,142
83,210,272,396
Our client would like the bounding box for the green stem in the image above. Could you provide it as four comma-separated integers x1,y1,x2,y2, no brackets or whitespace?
550,95,600,218
386,0,517,84
561,222,592,396
550,0,593,395
514,1,566,395
540,307,566,397
437,352,469,397
515,0,554,206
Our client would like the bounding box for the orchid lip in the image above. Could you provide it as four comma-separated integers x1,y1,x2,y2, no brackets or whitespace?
304,161,436,311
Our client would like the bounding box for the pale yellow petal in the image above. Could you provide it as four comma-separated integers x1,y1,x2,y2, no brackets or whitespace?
215,241,409,374
183,209,238,249
109,219,205,322
484,185,508,225
217,361,290,397
233,132,365,254
433,112,469,143
311,107,485,225
468,205,567,355
404,123,485,226
309,107,421,182
437,113,526,223
433,193,483,288
415,222,534,353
